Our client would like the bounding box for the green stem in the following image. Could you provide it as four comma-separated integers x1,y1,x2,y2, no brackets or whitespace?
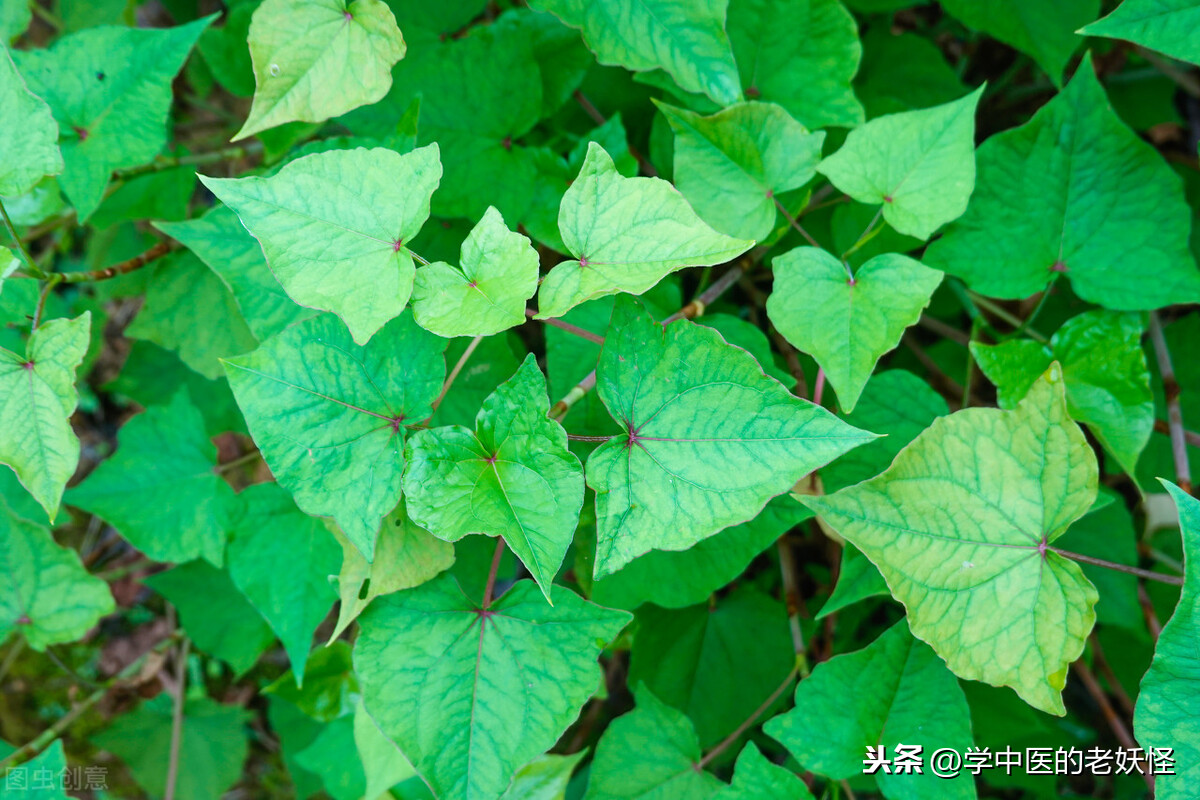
966,291,1049,343
1050,548,1183,585
839,206,884,262
695,665,799,770
114,142,264,181
772,196,821,249
0,197,45,278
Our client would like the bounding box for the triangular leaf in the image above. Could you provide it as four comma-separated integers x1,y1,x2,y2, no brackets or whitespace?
355,575,630,800
971,310,1153,476
658,100,825,241
201,145,441,345
226,483,341,681
587,297,874,577
404,355,584,599
817,87,982,240
801,366,1099,714
329,500,455,641
767,247,943,412
0,313,89,520
765,621,976,800
584,686,724,800
536,144,753,319
925,55,1200,309
1,513,113,651
223,311,445,561
530,0,742,106
715,743,814,800
1082,0,1200,67
1134,481,1200,799
0,46,62,196
726,0,864,130
13,17,212,220
235,0,407,139
67,391,230,566
412,206,539,337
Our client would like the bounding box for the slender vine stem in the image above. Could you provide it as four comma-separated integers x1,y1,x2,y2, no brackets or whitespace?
427,335,483,421
114,142,264,181
572,90,658,177
0,197,44,278
23,240,178,284
1050,548,1184,585
965,291,1050,343
549,261,750,421
1148,311,1192,494
32,274,61,330
1153,419,1200,449
1071,659,1140,752
163,637,191,800
213,450,263,474
695,665,799,770
776,538,810,677
772,195,821,249
838,205,883,262
482,539,506,609
526,308,605,344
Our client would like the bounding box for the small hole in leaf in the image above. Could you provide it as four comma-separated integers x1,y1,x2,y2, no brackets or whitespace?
358,579,371,600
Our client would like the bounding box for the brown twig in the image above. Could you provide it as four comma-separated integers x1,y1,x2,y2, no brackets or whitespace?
427,335,483,421
1050,548,1184,585
1139,583,1163,641
1071,659,1153,792
695,666,798,770
49,241,177,284
1090,636,1136,717
1149,311,1193,493
163,637,191,800
572,90,658,177
527,308,605,344
771,196,821,249
549,262,750,421
1153,419,1200,448
776,539,810,677
482,539,506,609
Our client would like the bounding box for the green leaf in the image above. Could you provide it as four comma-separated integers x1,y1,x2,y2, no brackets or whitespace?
726,0,864,130
801,366,1099,715
264,641,358,721
499,752,585,800
589,495,811,611
0,313,89,520
817,544,890,618
940,0,1098,85
13,17,212,220
1082,0,1200,67
92,695,250,800
343,25,542,221
537,143,753,319
432,334,523,428
0,46,62,197
657,100,824,241
412,207,539,337
530,0,742,106
125,252,258,380
144,560,276,676
235,0,407,139
496,8,591,118
924,56,1200,309
355,575,630,800
225,483,340,680
1134,481,1200,800
587,297,874,577
820,369,950,493
1,0,31,42
716,743,814,800
197,0,257,97
155,205,311,341
583,686,724,800
293,700,417,800
816,87,983,240
1,513,113,651
405,355,583,600
67,391,230,566
224,312,445,561
200,145,442,345
0,740,67,799
971,310,1153,476
0,247,16,298
628,587,794,747
329,499,455,641
764,621,976,800
354,699,418,800
767,247,943,412
855,27,967,118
